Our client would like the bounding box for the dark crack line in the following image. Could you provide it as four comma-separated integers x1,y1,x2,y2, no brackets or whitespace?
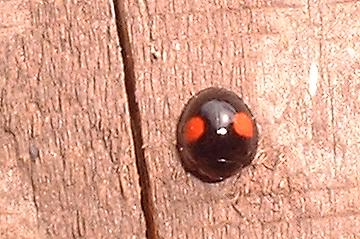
112,1,158,238
29,165,40,229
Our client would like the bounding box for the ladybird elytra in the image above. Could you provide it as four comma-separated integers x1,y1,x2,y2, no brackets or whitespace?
176,87,259,183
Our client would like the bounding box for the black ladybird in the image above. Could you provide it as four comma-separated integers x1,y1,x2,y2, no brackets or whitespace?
176,87,258,183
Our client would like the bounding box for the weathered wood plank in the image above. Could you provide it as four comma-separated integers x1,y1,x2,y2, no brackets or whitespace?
124,0,360,238
0,1,145,238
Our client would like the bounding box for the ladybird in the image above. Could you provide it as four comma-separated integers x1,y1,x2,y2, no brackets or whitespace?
176,87,258,183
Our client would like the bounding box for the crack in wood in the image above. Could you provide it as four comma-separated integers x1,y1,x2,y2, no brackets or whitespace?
112,1,158,238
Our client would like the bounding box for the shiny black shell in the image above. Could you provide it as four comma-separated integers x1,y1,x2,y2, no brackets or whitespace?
176,87,258,183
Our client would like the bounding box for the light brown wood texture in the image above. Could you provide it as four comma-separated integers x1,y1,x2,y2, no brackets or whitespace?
1,0,360,238
124,0,360,238
0,1,145,238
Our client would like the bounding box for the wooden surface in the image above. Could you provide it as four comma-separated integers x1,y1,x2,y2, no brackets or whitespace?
0,1,145,238
1,0,359,238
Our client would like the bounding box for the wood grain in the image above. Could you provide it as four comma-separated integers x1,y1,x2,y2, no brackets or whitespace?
0,0,145,238
124,0,360,238
1,0,359,238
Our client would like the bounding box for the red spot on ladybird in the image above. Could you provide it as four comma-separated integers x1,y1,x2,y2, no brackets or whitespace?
233,112,254,138
184,116,205,143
